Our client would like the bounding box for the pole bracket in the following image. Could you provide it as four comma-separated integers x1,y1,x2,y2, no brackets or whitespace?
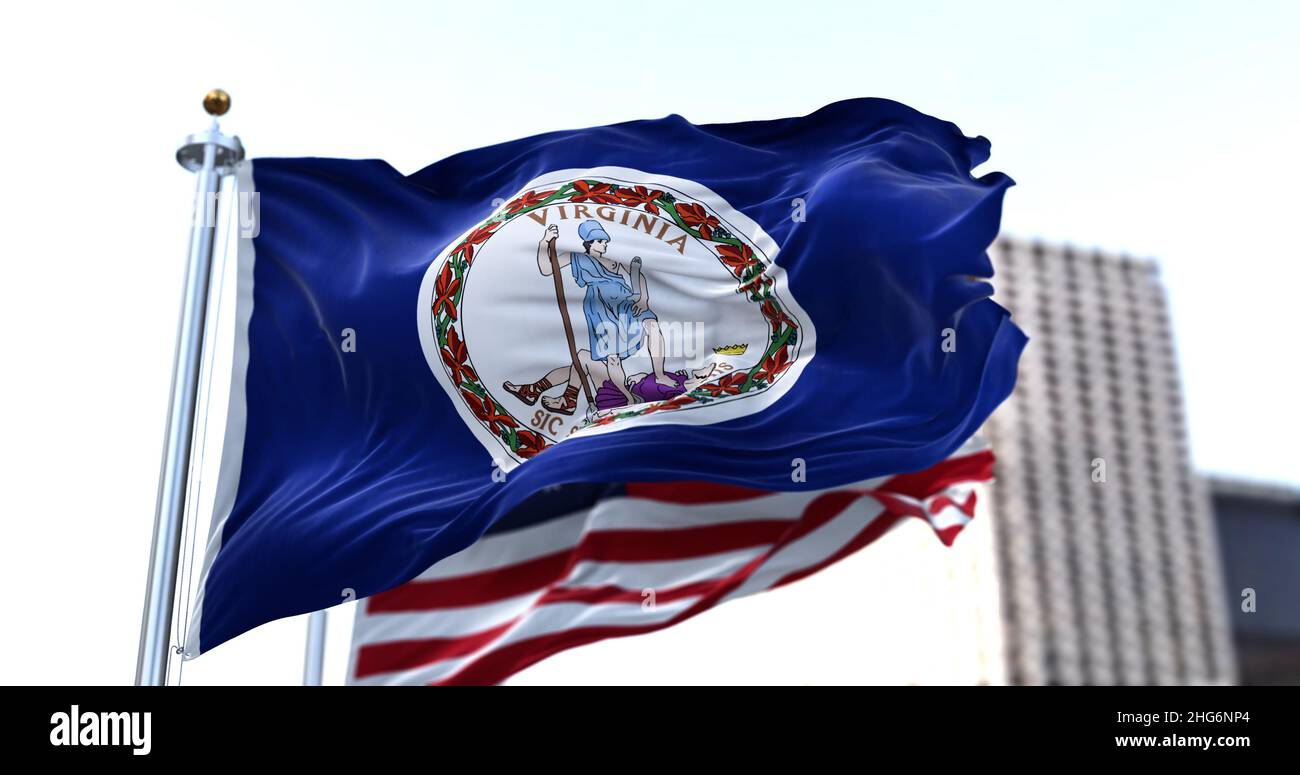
176,126,244,174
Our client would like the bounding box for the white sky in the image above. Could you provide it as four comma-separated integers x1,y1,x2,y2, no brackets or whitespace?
0,1,1295,685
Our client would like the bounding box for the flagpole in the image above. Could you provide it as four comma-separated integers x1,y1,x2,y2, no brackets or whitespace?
136,90,244,686
303,610,327,686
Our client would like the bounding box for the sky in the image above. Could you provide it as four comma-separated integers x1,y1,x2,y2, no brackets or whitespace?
0,1,1296,685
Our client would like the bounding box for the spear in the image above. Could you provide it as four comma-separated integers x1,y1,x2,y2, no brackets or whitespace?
546,237,595,407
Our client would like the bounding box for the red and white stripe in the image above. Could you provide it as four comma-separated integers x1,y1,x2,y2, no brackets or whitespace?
347,439,994,685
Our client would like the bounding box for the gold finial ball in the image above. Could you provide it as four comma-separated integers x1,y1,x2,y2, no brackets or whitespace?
203,89,231,116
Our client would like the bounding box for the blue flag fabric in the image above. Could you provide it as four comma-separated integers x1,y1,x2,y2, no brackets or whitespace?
186,98,1026,656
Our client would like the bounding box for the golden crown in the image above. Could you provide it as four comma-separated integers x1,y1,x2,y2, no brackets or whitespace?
712,343,748,356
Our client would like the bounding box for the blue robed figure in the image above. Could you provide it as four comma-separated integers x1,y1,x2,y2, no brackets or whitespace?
569,220,657,360
502,219,676,415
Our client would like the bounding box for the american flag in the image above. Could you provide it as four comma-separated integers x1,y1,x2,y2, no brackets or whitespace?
347,439,994,685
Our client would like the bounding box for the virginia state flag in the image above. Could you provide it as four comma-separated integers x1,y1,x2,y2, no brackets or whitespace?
185,98,1026,657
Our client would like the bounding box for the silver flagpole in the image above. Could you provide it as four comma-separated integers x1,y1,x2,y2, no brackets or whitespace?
303,610,328,686
136,90,245,686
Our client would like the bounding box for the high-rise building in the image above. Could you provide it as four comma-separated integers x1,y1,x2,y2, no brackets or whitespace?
982,237,1235,684
1210,476,1300,685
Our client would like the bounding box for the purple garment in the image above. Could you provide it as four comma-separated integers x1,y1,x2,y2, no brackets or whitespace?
631,371,688,403
592,371,689,411
594,380,628,411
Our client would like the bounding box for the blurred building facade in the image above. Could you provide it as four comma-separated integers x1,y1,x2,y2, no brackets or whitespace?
1210,477,1300,685
980,237,1235,685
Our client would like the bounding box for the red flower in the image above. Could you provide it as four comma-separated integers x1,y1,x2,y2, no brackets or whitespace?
462,389,489,422
700,371,748,397
737,274,772,297
461,390,516,432
452,219,503,263
616,186,664,214
433,262,461,320
483,398,516,431
717,243,754,276
515,429,547,459
665,393,696,409
760,299,792,334
439,327,477,386
675,202,720,240
505,189,556,214
570,180,620,204
757,348,793,381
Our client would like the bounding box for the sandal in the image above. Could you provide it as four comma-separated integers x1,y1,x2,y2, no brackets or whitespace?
542,386,580,416
503,377,553,406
